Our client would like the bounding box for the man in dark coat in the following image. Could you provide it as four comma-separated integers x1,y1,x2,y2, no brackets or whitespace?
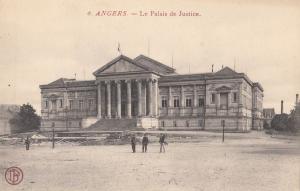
159,134,166,153
130,134,136,153
25,136,30,151
142,133,149,153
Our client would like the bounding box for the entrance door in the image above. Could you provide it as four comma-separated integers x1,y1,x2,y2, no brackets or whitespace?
121,103,126,117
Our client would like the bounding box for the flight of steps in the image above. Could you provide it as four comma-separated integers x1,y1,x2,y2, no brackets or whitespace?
86,118,142,131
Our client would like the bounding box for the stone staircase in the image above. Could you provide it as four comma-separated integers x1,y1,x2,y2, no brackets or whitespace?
86,118,141,131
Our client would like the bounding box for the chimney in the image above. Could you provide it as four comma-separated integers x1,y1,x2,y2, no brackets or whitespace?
281,100,284,114
296,94,299,104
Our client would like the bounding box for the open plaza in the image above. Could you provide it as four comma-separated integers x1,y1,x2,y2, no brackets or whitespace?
1,131,299,191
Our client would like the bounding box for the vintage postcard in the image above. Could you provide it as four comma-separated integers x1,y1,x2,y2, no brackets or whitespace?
0,0,299,190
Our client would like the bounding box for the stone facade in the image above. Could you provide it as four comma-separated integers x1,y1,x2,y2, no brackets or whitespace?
40,54,264,131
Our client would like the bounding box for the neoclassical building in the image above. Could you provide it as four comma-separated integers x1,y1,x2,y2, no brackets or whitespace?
40,54,264,131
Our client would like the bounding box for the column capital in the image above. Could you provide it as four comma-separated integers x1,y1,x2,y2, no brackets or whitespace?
95,80,102,85
146,78,152,82
135,79,143,83
105,80,111,85
115,80,122,84
125,79,132,84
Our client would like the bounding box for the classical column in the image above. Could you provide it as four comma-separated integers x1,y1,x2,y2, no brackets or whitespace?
116,80,121,118
168,86,172,116
147,79,153,116
193,85,197,107
143,83,147,115
97,82,101,119
216,93,220,108
193,84,198,116
180,85,185,116
126,80,132,118
181,86,185,107
239,83,243,106
227,92,231,109
63,92,68,108
106,81,111,119
137,80,142,116
153,79,158,116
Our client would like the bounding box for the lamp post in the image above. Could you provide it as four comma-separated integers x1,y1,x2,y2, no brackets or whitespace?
221,120,225,143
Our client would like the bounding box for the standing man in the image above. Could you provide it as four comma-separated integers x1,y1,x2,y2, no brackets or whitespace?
130,134,136,153
25,136,30,151
159,134,166,153
142,133,149,153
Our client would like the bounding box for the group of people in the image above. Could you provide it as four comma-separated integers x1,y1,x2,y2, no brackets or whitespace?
130,133,167,153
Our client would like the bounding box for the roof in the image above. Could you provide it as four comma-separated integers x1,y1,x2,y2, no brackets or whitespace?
134,55,176,75
215,67,238,76
159,73,210,82
47,78,75,86
253,82,264,91
40,79,96,89
159,66,253,84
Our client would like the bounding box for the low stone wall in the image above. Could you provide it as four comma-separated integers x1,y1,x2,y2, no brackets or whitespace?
158,117,204,130
41,119,82,132
137,117,158,129
158,116,252,131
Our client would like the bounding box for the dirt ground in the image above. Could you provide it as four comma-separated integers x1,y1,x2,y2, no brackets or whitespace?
0,131,299,191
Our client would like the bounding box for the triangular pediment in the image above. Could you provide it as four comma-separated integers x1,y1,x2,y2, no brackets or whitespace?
215,85,232,91
93,55,150,76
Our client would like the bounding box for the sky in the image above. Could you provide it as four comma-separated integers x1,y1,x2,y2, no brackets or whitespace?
0,0,299,114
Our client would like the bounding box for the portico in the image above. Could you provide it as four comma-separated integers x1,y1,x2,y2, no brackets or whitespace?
93,55,160,121
96,78,158,119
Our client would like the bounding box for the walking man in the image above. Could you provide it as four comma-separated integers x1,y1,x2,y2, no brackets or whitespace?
142,133,149,153
159,134,166,153
130,134,136,153
25,136,30,151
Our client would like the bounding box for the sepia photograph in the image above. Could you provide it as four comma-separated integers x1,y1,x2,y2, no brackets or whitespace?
0,0,299,190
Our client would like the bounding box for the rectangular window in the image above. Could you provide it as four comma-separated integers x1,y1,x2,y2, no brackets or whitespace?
243,84,246,90
199,119,203,127
186,120,189,127
52,100,57,111
88,99,94,109
69,100,74,110
211,93,215,104
161,97,168,108
233,92,237,103
59,99,63,108
173,120,177,127
173,97,180,107
45,100,48,109
186,98,192,107
198,98,204,107
79,100,84,110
